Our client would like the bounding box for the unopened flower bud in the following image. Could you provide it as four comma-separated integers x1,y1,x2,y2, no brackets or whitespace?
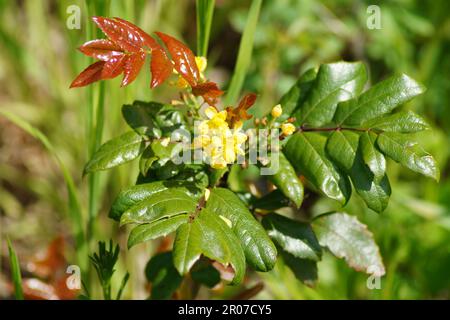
271,104,282,118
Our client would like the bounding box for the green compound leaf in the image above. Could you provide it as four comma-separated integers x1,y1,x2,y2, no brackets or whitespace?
110,181,203,221
251,189,291,211
173,208,246,285
139,140,179,176
122,101,162,138
262,213,322,261
377,132,439,181
360,131,386,183
206,188,277,272
84,131,145,174
334,74,425,126
284,132,351,204
270,152,304,208
122,101,187,137
326,130,390,213
313,212,385,276
128,214,190,248
298,62,367,126
145,252,183,300
278,67,318,122
361,110,430,133
120,188,197,225
281,251,318,288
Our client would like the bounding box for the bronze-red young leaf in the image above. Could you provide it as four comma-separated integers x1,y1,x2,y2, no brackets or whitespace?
122,51,146,86
102,54,127,79
150,47,173,88
155,31,200,86
226,93,257,125
192,82,224,106
70,61,106,88
78,39,123,61
113,17,159,50
92,16,143,53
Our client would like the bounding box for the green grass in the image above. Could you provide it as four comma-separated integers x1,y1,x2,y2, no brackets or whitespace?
0,110,88,273
224,0,262,105
7,238,24,300
196,0,215,57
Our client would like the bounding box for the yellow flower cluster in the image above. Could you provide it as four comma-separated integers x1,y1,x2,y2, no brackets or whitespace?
194,107,247,169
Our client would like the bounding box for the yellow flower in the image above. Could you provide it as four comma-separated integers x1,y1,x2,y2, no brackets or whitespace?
175,76,189,89
211,157,227,169
271,104,282,118
194,106,248,169
195,56,208,73
281,123,296,136
204,106,228,130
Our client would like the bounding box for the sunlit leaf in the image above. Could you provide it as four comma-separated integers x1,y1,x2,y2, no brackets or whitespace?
361,111,429,133
84,131,145,174
334,74,425,125
128,214,189,248
206,188,277,272
298,62,367,126
326,130,390,212
313,212,385,276
377,132,439,181
284,132,351,204
109,180,203,221
120,188,197,225
173,208,246,284
270,152,304,208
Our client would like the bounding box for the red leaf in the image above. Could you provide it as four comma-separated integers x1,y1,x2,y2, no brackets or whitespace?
78,39,123,61
113,17,159,50
226,93,257,125
102,54,127,79
192,82,224,106
150,47,173,88
70,61,106,88
92,16,143,53
122,51,146,86
155,31,199,86
27,237,66,278
237,93,257,118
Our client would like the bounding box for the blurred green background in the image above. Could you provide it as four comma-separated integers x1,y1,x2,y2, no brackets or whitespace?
0,0,449,299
